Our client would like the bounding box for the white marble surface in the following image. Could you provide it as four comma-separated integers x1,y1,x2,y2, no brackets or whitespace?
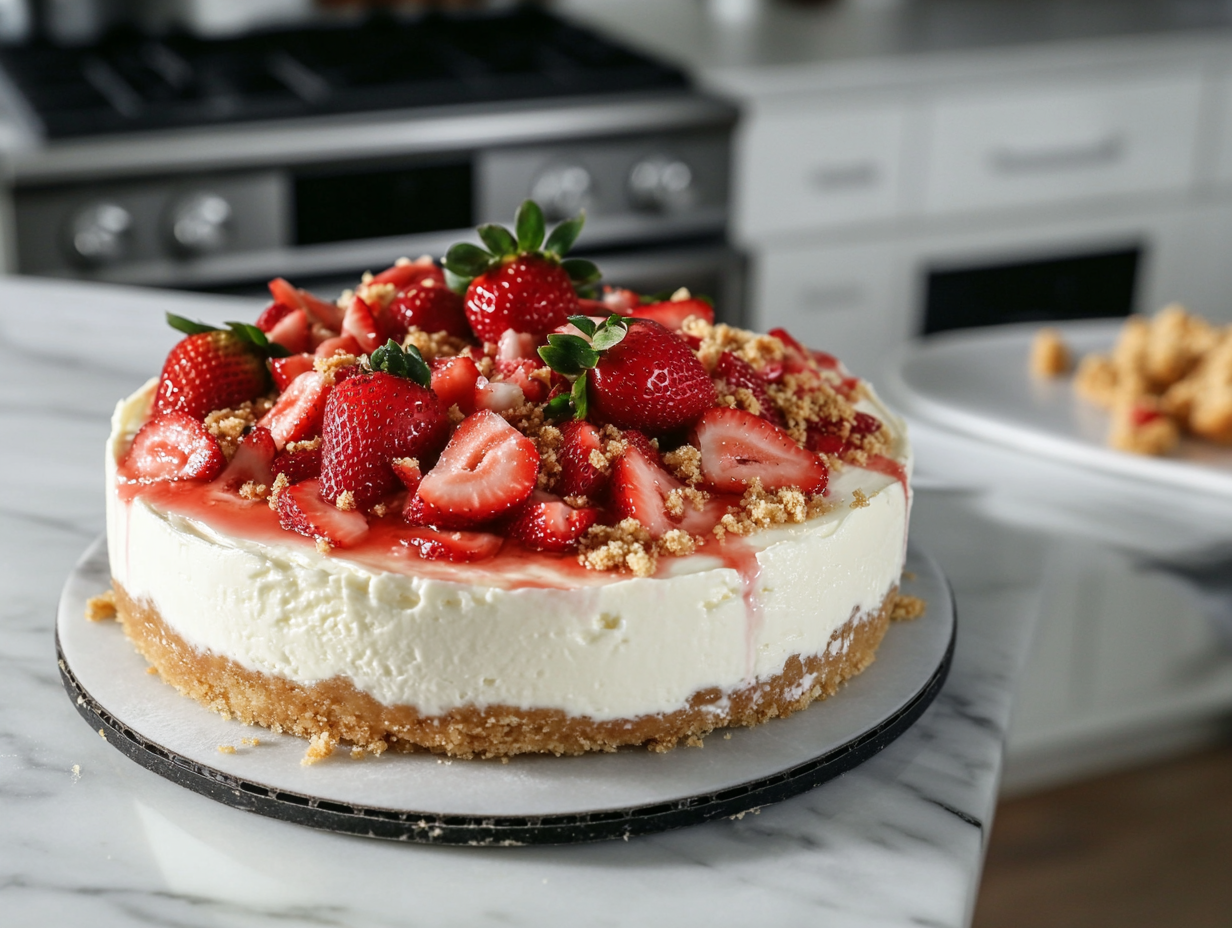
0,277,1044,927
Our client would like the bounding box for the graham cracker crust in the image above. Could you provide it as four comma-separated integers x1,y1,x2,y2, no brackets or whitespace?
110,582,894,760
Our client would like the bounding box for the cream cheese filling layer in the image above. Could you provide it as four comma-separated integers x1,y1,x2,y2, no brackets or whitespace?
107,381,911,721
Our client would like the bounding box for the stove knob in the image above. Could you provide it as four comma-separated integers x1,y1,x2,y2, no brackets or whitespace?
628,156,694,213
66,202,133,266
168,192,232,256
530,164,593,220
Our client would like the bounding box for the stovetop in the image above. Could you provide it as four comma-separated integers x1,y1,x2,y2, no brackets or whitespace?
0,7,689,140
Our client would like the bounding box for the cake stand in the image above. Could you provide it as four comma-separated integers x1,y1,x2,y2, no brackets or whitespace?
57,537,954,846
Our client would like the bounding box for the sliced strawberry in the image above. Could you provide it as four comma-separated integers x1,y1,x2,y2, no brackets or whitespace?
557,419,608,501
314,334,362,359
495,358,548,404
309,323,337,350
276,478,369,547
272,444,322,483
255,301,295,332
342,297,387,354
806,429,846,456
372,257,445,290
258,370,330,450
609,445,682,538
391,457,423,494
602,287,641,313
473,376,525,413
507,490,600,553
118,412,225,483
714,351,783,427
266,307,312,354
268,277,344,331
767,327,813,375
851,411,882,434
270,353,315,392
430,355,481,413
214,426,276,491
629,297,714,331
497,329,538,362
693,407,827,494
154,330,269,420
413,410,539,527
399,527,502,562
623,429,661,466
811,349,840,370
387,281,469,339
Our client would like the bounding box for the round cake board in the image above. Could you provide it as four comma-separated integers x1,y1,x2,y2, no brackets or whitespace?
57,537,954,846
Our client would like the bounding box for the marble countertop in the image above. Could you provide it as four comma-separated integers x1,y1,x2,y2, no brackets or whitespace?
0,276,1044,927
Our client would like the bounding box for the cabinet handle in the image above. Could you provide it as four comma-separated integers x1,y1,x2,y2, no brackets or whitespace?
809,161,880,191
989,135,1124,174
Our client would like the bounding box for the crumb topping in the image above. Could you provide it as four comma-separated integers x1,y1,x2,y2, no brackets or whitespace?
203,399,274,459
84,589,117,622
401,326,470,362
889,593,927,621
285,436,321,454
267,472,290,510
335,490,356,512
314,352,358,383
239,481,269,501
714,479,832,540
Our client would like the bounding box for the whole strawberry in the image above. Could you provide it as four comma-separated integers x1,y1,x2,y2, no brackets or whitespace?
320,341,449,508
444,200,598,343
387,280,469,339
154,315,287,419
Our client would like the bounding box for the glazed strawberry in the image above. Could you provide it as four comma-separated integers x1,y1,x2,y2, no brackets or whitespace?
342,297,387,354
588,319,716,433
320,342,449,508
610,444,723,537
412,409,539,527
400,527,503,562
444,200,598,342
387,281,469,339
371,256,445,290
266,308,312,354
270,353,314,391
692,407,827,494
272,443,322,484
430,355,481,413
258,370,330,449
214,426,277,492
276,478,369,548
714,351,783,426
557,419,608,500
391,457,423,494
118,412,225,483
154,316,283,420
507,490,599,553
629,296,714,331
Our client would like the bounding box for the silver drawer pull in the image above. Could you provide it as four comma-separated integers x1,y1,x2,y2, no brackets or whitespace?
990,135,1124,174
809,161,880,191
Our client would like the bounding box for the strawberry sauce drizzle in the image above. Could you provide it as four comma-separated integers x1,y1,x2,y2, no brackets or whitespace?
714,536,764,678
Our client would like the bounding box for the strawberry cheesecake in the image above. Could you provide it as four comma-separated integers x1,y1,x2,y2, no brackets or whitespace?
103,202,914,760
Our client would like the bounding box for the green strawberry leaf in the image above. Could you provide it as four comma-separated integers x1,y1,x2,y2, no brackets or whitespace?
566,314,597,337
561,257,601,285
225,321,291,358
571,371,589,420
515,200,546,252
443,242,493,280
590,316,628,351
543,391,574,421
544,212,585,258
477,223,517,258
370,339,431,388
443,267,470,295
538,333,599,376
166,313,220,336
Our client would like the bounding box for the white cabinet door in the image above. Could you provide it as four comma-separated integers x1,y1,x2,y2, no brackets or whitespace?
924,75,1203,214
736,104,906,240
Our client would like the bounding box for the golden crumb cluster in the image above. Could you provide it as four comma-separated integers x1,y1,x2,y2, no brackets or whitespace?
683,318,785,373
84,589,118,622
502,402,564,490
400,326,473,363
204,398,274,459
1038,305,1232,455
889,593,927,621
714,479,832,540
313,352,358,383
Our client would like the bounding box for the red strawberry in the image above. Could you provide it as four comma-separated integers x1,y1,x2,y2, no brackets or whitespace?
430,355,481,413
154,331,269,419
320,371,449,508
852,411,883,435
623,428,661,466
267,308,312,354
214,426,276,491
507,490,600,552
372,257,445,290
610,445,723,538
276,478,369,548
495,358,548,404
629,297,714,331
497,329,538,361
387,281,469,339
714,351,783,426
767,327,813,375
692,407,827,494
465,254,577,342
342,297,387,355
473,376,525,413
557,419,608,501
268,277,344,331
272,444,322,484
589,320,716,434
391,457,423,494
118,412,225,483
255,301,295,332
399,527,502,562
258,370,331,449
601,287,640,313
270,353,314,392
412,410,538,527
806,428,846,456
314,334,362,359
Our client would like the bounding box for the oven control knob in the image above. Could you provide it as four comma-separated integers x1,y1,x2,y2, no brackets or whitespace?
66,202,133,266
168,192,232,256
628,156,694,212
530,164,593,220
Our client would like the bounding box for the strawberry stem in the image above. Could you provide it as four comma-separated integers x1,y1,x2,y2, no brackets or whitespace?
165,313,290,358
369,339,431,388
442,199,595,290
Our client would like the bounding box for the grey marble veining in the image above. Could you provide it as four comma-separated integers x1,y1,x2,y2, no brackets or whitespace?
0,277,1044,927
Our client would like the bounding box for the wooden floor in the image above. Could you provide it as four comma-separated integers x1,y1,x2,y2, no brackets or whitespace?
973,743,1232,928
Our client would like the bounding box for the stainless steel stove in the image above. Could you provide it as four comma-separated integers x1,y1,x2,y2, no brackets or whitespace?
0,7,740,314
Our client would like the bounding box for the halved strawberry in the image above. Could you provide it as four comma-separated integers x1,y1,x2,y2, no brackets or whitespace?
255,301,295,332
399,527,502,562
391,457,423,494
629,297,714,331
268,277,344,331
270,353,315,392
430,355,481,413
602,287,641,313
692,407,827,494
497,329,538,361
118,412,225,483
610,445,714,538
272,444,322,483
372,257,445,290
851,411,883,435
623,428,661,466
314,334,362,359
214,426,276,491
342,297,387,355
413,410,539,527
767,327,813,375
495,358,548,404
473,376,525,413
276,478,369,547
265,308,312,354
154,329,270,420
557,419,608,501
387,281,469,339
714,351,783,426
507,490,599,553
258,370,331,449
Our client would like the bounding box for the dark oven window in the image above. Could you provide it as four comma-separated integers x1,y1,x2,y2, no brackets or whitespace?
923,245,1141,335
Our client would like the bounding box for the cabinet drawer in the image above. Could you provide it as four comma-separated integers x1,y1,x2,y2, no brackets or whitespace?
736,105,905,239
924,76,1202,214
